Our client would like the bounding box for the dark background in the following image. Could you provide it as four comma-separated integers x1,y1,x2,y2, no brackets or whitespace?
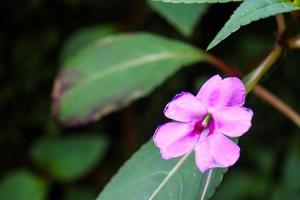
0,0,300,199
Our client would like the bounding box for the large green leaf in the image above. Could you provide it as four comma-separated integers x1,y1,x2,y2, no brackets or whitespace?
148,1,209,37
96,64,260,200
0,170,48,200
207,0,300,50
30,135,108,182
152,0,241,3
60,25,116,61
53,33,205,126
97,141,226,200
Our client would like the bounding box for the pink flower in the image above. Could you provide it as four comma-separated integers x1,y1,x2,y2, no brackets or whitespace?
153,75,253,173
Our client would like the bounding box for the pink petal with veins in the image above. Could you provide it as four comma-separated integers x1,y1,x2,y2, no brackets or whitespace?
194,138,220,173
196,75,246,110
153,122,198,159
164,92,206,123
209,132,240,168
212,107,253,137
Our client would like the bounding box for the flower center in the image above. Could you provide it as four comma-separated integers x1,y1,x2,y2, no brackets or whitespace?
202,114,211,127
193,114,212,135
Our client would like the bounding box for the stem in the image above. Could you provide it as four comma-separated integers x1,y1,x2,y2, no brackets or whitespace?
120,105,137,155
276,14,286,35
206,48,300,128
206,55,237,76
244,44,282,93
253,85,300,127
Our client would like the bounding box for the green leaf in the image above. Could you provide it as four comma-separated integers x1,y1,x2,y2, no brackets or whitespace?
96,141,226,200
30,135,108,182
0,170,48,200
148,1,209,36
207,0,300,50
53,33,205,126
60,25,116,61
152,0,241,3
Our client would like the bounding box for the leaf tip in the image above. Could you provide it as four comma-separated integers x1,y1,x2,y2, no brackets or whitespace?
206,42,214,51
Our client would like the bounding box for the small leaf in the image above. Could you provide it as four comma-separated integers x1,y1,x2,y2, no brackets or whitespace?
96,141,226,200
53,33,206,127
30,135,108,182
149,0,209,36
207,0,300,50
0,170,48,200
60,25,116,61
152,0,241,3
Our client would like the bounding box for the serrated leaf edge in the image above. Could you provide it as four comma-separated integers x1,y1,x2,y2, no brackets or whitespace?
207,2,300,50
152,0,242,4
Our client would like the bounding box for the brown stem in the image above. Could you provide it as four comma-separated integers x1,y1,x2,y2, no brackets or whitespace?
206,47,300,128
206,55,238,76
119,105,137,155
276,14,286,35
252,85,300,127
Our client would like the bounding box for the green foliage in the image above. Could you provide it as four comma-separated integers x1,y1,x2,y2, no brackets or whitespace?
60,25,117,61
148,1,209,36
2,0,300,200
282,136,300,191
97,141,226,200
152,0,241,3
0,170,48,200
30,135,108,182
207,0,300,50
214,171,256,200
64,186,97,200
54,33,206,126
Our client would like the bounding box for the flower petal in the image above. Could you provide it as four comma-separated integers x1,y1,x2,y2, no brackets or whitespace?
164,92,206,122
209,132,240,168
196,75,246,110
153,122,198,159
196,75,222,109
212,107,253,137
222,77,246,107
194,138,220,173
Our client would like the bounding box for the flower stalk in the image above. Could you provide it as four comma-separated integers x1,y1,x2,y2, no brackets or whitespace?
206,44,300,128
276,14,286,35
244,44,282,93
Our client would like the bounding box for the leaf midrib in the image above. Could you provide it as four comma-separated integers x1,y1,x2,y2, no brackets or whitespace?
66,51,202,92
148,152,214,200
148,152,191,200
200,169,213,200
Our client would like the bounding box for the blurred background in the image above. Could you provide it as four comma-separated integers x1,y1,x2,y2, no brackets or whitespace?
0,0,300,199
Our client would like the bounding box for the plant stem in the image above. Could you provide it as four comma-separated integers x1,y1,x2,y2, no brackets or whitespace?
276,14,286,35
253,85,300,127
206,48,300,128
205,55,237,76
244,44,282,93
